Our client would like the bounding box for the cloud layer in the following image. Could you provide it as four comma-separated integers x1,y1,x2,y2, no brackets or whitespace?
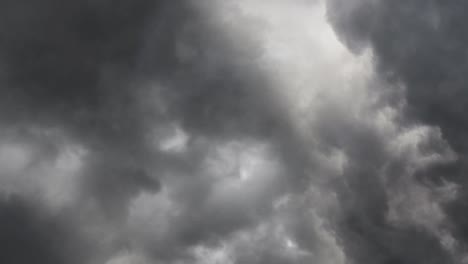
0,0,464,263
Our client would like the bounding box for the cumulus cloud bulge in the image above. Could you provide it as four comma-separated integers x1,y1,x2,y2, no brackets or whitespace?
1,0,468,263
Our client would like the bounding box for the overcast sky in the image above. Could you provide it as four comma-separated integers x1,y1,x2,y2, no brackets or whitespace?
0,0,466,263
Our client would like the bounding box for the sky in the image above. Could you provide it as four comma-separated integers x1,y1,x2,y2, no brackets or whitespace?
0,0,466,263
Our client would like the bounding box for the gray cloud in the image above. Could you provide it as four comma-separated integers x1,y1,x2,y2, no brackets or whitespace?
327,0,468,262
0,0,463,263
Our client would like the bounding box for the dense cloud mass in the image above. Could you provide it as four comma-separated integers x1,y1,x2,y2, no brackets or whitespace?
0,0,466,263
327,0,468,262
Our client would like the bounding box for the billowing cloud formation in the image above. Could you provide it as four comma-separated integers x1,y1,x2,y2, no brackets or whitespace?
0,0,463,263
327,0,468,262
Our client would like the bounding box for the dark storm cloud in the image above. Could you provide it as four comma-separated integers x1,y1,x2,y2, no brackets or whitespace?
298,85,456,264
2,0,461,263
0,0,162,209
327,0,468,151
327,0,468,262
0,1,166,262
137,1,286,139
0,0,307,263
0,195,94,264
0,196,64,264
